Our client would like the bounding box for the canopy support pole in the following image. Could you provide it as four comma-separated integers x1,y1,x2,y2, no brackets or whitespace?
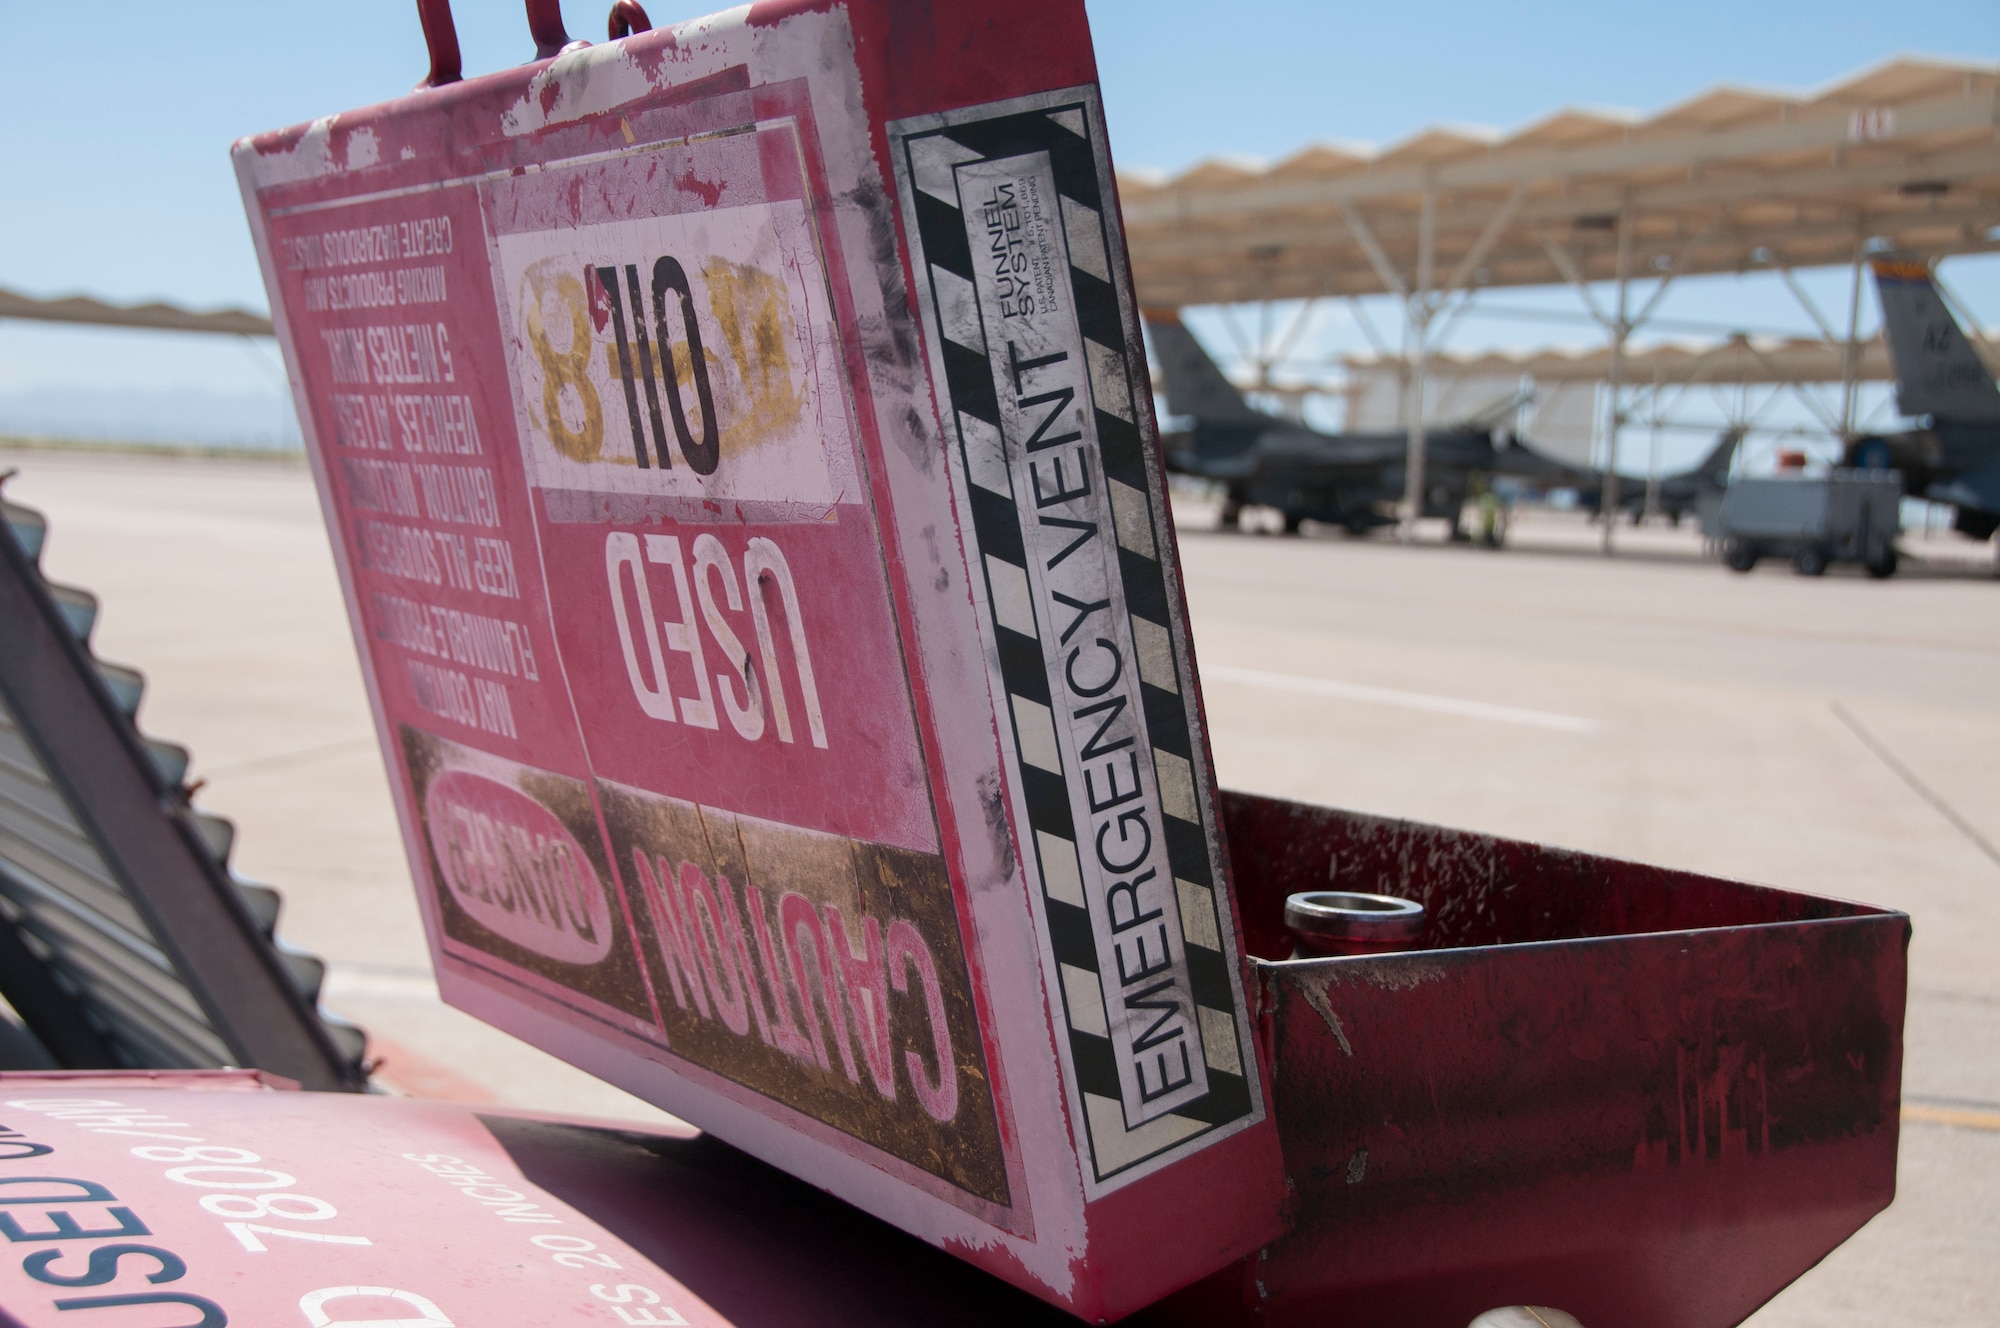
1840,221,1866,439
1601,210,1632,552
1339,203,1410,302
1257,297,1322,416
1441,183,1528,297
1644,368,1665,521
1403,187,1437,543
1346,296,1392,359
1772,258,1841,343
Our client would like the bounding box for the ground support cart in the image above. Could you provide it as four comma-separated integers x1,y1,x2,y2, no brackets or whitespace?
1706,470,1903,577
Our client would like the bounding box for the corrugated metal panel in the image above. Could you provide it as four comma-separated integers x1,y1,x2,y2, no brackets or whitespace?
0,485,368,1086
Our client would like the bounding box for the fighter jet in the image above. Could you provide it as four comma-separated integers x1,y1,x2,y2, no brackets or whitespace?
1538,427,1743,526
1147,311,1735,534
1844,256,2000,541
1147,312,1545,534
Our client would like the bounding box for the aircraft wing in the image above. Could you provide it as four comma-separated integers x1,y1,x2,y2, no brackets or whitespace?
1494,436,1596,485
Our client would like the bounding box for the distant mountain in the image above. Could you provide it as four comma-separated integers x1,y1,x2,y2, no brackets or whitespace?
0,384,301,451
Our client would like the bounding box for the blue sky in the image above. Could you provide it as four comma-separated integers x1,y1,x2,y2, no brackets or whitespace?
1,0,1994,447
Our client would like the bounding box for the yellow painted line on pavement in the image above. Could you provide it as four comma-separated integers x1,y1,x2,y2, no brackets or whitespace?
1903,1103,2000,1133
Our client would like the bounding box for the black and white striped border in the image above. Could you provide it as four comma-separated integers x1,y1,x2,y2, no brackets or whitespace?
890,90,1262,1192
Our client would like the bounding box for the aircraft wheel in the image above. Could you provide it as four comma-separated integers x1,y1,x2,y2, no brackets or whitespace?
1794,546,1830,577
1865,547,1900,580
1282,512,1305,536
1724,541,1759,573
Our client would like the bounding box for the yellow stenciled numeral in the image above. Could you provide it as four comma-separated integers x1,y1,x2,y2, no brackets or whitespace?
704,257,803,452
522,268,603,461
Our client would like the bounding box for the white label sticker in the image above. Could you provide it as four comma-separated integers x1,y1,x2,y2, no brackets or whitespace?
494,201,856,510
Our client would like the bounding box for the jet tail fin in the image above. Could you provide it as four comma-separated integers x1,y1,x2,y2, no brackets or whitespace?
1872,256,2000,423
1690,428,1743,483
1144,312,1269,425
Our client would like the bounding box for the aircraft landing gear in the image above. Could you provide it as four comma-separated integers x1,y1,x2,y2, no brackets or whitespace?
1218,498,1243,530
1282,511,1305,536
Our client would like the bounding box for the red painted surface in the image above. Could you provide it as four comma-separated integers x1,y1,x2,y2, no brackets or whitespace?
414,0,461,88
0,1072,1039,1327
1145,793,1907,1328
609,3,656,41
0,794,1904,1326
525,0,572,58
0,1071,1295,1328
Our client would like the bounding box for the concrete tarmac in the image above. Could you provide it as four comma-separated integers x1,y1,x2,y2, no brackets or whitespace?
4,449,1996,1325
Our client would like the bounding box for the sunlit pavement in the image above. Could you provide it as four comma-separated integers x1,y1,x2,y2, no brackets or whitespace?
7,449,1996,1325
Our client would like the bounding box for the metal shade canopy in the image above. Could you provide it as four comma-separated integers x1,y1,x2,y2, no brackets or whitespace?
0,286,274,338
1122,57,2000,309
1340,330,2000,388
